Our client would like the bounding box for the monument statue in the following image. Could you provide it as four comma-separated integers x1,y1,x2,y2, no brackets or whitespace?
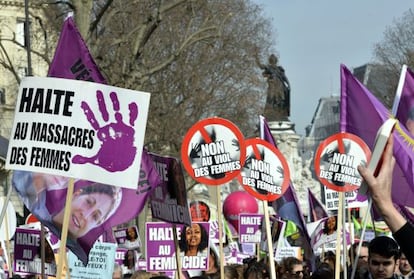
256,53,290,121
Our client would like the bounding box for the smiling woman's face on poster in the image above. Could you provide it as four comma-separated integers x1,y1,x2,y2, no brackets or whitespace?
12,169,157,265
52,184,118,239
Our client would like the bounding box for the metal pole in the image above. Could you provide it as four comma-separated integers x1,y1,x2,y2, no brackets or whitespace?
24,0,32,76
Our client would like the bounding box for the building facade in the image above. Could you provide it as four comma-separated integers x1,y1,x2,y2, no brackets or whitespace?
0,0,50,216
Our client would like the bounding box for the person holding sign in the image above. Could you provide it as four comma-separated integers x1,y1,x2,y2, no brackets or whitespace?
179,223,209,257
358,136,414,266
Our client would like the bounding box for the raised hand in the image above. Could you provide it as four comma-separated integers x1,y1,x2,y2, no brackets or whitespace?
72,90,138,172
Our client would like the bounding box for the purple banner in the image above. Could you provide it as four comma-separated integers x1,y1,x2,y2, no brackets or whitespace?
47,17,105,83
340,64,414,207
149,153,191,225
308,188,328,222
115,248,127,266
13,227,57,277
12,166,157,264
395,66,414,134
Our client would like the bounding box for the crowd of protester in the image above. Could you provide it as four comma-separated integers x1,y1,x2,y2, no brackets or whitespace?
109,136,414,279
110,239,413,279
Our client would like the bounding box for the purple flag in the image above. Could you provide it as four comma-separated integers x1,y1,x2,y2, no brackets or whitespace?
307,188,328,222
47,17,105,83
340,64,414,207
12,16,161,265
259,116,314,263
148,153,191,226
393,65,414,134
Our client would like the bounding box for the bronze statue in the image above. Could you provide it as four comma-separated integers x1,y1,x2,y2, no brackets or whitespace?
256,53,290,121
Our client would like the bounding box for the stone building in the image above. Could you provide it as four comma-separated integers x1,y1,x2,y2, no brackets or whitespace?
0,0,50,217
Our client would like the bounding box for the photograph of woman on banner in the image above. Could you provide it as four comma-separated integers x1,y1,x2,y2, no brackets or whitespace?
323,216,337,236
12,170,122,263
190,201,211,222
260,216,283,252
14,170,121,239
179,223,209,257
123,226,141,250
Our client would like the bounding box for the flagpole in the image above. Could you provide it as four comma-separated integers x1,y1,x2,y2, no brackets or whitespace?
0,180,13,229
350,198,372,279
335,192,343,279
263,201,276,279
216,187,225,279
342,193,348,279
391,64,407,115
56,178,74,279
4,202,12,278
172,224,183,279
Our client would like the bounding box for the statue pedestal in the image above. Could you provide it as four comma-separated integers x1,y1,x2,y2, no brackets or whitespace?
266,120,318,215
267,120,295,135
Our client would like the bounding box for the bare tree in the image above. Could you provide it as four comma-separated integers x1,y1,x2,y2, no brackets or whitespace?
0,0,275,157
373,8,414,106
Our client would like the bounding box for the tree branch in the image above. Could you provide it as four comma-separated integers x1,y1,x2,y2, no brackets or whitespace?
90,0,114,35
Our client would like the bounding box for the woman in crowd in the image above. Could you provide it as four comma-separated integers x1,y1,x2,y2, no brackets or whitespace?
279,257,304,279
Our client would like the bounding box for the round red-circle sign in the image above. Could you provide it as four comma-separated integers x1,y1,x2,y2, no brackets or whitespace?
238,138,290,201
181,117,245,185
25,213,39,224
314,132,371,192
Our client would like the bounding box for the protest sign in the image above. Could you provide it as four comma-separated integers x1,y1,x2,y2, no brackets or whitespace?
238,213,263,243
68,242,116,279
115,247,127,266
114,226,142,251
145,222,210,272
6,76,150,189
13,227,57,277
324,187,367,211
149,153,191,225
238,138,290,201
310,216,352,249
181,117,245,185
12,167,157,264
275,247,302,262
314,132,370,192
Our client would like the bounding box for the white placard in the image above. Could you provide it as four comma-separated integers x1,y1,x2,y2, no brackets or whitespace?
6,77,150,189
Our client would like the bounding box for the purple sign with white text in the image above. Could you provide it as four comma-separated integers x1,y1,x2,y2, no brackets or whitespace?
238,213,263,243
145,222,209,272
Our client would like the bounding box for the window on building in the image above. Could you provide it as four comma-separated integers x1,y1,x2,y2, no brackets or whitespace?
332,105,339,114
0,88,5,105
16,19,26,46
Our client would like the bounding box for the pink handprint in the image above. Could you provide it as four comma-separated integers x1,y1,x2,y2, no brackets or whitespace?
72,90,138,172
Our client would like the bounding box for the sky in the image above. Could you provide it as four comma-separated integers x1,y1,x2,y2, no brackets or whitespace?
254,0,413,135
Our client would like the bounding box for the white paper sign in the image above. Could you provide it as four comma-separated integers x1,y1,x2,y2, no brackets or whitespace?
6,77,150,189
